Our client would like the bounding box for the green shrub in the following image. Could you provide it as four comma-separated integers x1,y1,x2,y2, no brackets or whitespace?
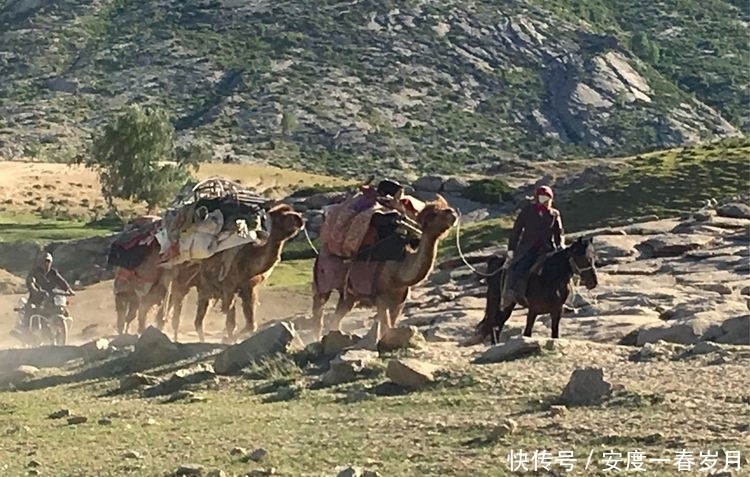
461,179,515,204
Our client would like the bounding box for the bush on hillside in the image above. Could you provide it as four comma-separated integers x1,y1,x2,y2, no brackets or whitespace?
461,178,515,204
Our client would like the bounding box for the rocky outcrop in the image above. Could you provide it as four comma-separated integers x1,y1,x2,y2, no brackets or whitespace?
1,3,743,173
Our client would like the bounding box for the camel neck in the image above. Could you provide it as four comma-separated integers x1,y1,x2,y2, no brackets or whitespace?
394,231,441,287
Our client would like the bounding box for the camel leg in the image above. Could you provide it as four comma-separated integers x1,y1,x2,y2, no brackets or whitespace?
123,295,139,334
311,291,331,340
387,302,405,329
329,292,356,333
375,299,390,340
238,282,260,336
136,300,152,334
114,293,133,335
224,304,237,344
523,310,539,337
170,291,186,342
194,295,210,343
550,308,562,339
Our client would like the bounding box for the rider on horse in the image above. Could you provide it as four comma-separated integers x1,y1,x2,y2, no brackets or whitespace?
502,185,564,308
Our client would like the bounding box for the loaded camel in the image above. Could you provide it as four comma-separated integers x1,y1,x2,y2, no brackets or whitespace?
113,216,170,335
164,203,304,342
311,194,457,340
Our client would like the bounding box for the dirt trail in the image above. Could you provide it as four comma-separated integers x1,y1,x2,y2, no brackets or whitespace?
0,281,316,347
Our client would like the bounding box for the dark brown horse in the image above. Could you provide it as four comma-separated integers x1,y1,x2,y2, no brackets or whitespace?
476,236,598,344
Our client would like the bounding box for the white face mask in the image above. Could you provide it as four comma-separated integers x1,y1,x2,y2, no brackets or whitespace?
538,195,552,204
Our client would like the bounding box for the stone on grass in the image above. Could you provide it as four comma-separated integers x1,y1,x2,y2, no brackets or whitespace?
560,367,612,406
473,336,544,363
385,359,439,389
213,322,302,375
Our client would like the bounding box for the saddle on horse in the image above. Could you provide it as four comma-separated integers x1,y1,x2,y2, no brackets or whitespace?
500,251,551,309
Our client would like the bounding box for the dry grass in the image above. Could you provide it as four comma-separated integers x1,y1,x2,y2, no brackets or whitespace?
0,161,353,221
0,340,747,477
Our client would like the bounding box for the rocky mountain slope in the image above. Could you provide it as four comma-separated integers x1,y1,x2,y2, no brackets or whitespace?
1,0,747,176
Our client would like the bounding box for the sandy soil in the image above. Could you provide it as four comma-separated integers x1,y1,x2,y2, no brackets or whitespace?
0,280,317,347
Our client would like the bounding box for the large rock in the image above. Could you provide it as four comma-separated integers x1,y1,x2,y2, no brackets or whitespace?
213,322,302,375
0,345,85,372
412,175,444,192
636,316,724,346
321,330,361,356
717,203,750,220
386,359,439,389
560,367,612,406
714,315,750,345
636,234,717,258
0,365,39,386
377,326,426,352
442,177,469,193
591,235,641,265
473,336,545,363
320,349,379,386
128,327,180,370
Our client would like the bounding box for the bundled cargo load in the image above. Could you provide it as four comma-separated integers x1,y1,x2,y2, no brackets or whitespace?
318,178,425,262
156,177,270,267
107,216,161,271
107,177,271,271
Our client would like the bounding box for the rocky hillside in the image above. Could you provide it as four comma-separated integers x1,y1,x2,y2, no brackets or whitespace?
1,0,747,176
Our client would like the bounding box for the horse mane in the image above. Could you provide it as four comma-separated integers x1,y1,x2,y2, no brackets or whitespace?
538,246,575,286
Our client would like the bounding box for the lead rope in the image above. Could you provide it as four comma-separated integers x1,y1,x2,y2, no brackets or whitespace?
454,209,504,278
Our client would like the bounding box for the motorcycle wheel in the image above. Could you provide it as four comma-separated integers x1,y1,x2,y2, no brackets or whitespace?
27,314,47,347
50,315,69,346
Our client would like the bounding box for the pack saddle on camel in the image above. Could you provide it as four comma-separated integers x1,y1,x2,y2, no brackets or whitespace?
164,201,304,343
311,178,458,342
108,178,277,340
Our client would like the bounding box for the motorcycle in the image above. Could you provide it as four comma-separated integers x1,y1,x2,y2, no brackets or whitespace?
10,289,74,346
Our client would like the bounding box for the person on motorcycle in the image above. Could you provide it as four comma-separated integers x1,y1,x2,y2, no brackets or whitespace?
501,185,564,307
23,252,75,320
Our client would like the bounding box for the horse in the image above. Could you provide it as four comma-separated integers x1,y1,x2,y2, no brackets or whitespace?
476,236,598,344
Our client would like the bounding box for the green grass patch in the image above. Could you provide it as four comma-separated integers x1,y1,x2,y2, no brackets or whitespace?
265,258,314,289
0,216,113,243
559,140,750,230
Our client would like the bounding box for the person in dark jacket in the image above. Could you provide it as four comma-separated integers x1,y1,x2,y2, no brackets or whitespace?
25,252,74,310
502,185,564,307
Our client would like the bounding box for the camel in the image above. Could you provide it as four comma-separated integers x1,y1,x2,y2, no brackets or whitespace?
113,267,168,335
311,194,457,340
165,203,304,342
112,216,170,335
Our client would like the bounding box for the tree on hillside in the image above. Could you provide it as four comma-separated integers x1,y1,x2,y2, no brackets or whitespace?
80,104,207,213
630,32,660,64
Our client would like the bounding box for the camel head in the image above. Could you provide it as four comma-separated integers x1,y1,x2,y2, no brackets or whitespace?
267,203,305,242
415,194,457,239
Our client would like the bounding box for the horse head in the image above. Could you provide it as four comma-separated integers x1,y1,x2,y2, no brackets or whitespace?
567,236,598,289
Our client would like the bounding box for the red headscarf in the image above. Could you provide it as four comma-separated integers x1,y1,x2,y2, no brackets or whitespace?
534,186,554,212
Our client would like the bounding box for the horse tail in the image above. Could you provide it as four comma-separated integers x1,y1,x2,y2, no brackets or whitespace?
476,254,505,338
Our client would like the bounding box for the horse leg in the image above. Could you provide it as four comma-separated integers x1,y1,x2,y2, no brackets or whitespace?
491,304,515,345
311,290,331,340
523,310,539,337
194,295,210,343
550,308,562,339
